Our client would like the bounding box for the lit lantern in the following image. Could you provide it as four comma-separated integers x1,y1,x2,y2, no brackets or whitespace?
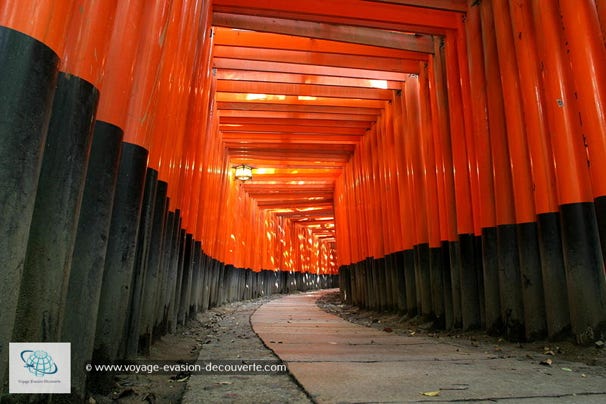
234,164,253,181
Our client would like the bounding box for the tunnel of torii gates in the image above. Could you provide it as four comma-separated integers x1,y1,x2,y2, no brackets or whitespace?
2,0,606,398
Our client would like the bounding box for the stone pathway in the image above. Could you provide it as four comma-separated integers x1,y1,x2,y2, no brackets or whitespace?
252,290,606,403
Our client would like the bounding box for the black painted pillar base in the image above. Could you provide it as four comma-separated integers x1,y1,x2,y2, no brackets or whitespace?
481,227,502,335
154,210,177,337
0,26,59,390
124,169,158,358
163,211,182,334
536,212,570,339
191,241,202,318
139,181,168,354
13,72,99,347
93,143,148,365
448,241,463,328
394,251,407,313
429,245,445,328
339,265,351,304
459,234,481,330
441,242,454,329
414,244,432,317
200,253,210,312
518,222,547,341
61,121,123,399
169,228,186,331
389,254,399,311
403,249,417,317
496,224,525,341
594,196,606,268
375,257,387,311
178,234,195,325
560,203,606,344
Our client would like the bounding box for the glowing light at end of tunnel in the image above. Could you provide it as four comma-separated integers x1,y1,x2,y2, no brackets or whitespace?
245,93,286,101
368,79,388,89
255,168,275,175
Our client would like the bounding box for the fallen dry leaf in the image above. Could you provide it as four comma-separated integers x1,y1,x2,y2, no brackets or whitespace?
543,349,555,356
421,391,440,397
540,358,553,366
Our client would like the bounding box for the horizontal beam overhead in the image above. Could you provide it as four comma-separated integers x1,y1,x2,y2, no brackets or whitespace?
212,13,434,53
362,0,467,12
214,58,412,81
213,27,427,60
272,207,335,216
217,102,382,116
213,46,422,73
229,159,349,169
216,80,394,100
222,133,362,144
212,0,460,33
228,142,355,152
215,69,402,90
220,117,372,128
255,200,335,209
220,123,367,135
219,110,377,122
216,92,388,108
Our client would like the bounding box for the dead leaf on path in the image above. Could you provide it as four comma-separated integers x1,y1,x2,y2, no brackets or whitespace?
421,391,440,397
540,358,553,366
561,367,572,372
383,327,393,333
217,381,233,385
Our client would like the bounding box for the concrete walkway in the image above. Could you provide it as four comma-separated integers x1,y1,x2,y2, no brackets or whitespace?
251,290,606,403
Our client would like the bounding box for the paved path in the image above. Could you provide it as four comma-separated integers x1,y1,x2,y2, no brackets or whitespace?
251,290,606,403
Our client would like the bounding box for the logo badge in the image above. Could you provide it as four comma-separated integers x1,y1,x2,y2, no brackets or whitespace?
20,350,59,376
9,343,71,394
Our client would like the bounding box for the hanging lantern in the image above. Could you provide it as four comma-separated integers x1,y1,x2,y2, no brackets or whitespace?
234,164,253,181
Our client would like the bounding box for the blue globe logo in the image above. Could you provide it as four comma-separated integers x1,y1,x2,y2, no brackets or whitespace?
20,350,58,377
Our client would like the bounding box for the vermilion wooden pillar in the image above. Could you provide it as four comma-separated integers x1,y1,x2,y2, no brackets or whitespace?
478,0,519,338
509,0,569,340
419,64,446,325
493,0,547,341
91,0,151,370
444,29,482,330
544,0,606,344
429,39,459,328
465,2,498,332
492,0,543,341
